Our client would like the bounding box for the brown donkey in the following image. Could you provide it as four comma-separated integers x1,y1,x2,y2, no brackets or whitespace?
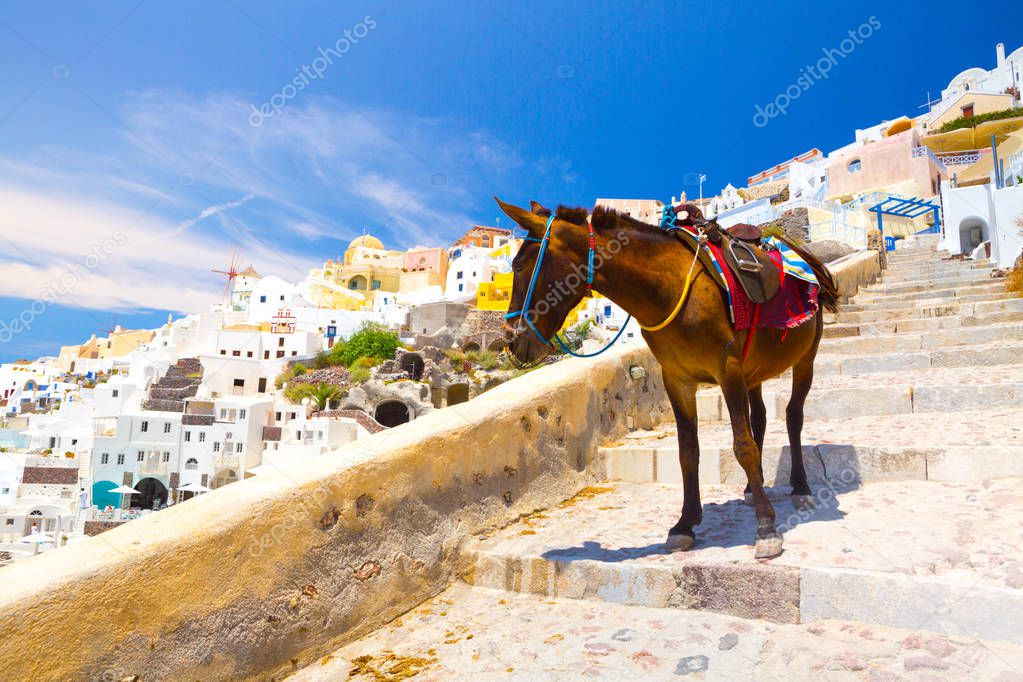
497,198,838,559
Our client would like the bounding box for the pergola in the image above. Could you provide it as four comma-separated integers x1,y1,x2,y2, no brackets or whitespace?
868,196,941,247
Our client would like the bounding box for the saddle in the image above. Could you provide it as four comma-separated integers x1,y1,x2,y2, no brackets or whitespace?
718,223,780,304
664,205,781,305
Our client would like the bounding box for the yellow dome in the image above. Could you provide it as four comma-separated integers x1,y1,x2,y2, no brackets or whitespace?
347,234,384,251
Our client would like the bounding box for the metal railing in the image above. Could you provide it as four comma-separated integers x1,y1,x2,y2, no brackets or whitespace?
912,146,947,173
806,221,868,248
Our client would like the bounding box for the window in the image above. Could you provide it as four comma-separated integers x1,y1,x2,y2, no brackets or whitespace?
604,305,612,317
232,350,241,357
199,432,206,443
275,411,282,421
264,351,270,359
962,103,974,118
226,432,233,440
456,271,463,279
137,451,144,462
101,453,109,464
220,349,226,355
236,443,243,453
278,337,285,347
277,351,285,358
163,422,171,433
239,409,247,419
458,284,463,292
112,389,119,398
371,279,382,290
116,453,125,465
259,295,267,303
5,518,13,525
140,421,149,433
289,412,296,420
233,379,245,388
213,442,220,452
185,458,198,470
185,431,191,442
847,158,862,173
246,351,253,358
162,452,170,463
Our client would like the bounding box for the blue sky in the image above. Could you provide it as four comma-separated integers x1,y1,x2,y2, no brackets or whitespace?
0,0,1020,361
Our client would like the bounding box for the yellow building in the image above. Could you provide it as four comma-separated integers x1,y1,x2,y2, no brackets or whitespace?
57,327,156,372
476,271,514,311
306,234,405,309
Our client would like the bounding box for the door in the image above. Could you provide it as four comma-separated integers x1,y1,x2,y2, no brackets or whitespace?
257,377,267,393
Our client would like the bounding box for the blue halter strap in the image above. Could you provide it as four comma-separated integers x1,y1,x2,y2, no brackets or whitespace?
505,214,632,358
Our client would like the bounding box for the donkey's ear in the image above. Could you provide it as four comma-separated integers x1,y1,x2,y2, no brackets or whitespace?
529,200,552,218
495,197,548,239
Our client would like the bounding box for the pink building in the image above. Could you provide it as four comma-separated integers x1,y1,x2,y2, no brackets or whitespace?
826,129,946,199
403,247,448,278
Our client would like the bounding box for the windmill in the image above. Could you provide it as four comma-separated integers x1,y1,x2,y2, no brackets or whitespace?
212,252,244,309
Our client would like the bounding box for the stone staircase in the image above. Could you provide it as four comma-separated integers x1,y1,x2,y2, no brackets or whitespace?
140,358,202,412
293,235,1023,679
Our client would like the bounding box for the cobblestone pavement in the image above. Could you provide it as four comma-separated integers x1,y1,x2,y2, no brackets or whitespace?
291,583,1023,681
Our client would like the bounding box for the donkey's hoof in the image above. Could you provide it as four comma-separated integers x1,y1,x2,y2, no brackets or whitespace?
665,532,695,552
754,530,784,559
743,492,754,506
791,494,814,511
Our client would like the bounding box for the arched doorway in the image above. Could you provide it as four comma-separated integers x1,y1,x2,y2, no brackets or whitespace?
135,477,168,509
462,342,480,352
446,383,470,406
92,480,119,509
212,468,238,489
400,353,425,381
347,275,368,291
375,400,411,428
958,217,988,254
487,339,506,352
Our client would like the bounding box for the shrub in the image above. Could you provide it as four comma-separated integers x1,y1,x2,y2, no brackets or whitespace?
475,350,501,370
331,323,400,368
935,107,1023,134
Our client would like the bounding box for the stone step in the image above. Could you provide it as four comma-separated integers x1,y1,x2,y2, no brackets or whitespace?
294,582,1023,680
818,320,1023,354
823,306,1023,338
851,280,1006,305
842,289,1009,311
598,407,1023,486
463,480,1023,646
814,340,1023,375
832,296,1023,324
863,273,1003,295
883,263,995,281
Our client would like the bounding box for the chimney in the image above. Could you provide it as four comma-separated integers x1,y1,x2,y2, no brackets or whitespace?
997,42,1006,67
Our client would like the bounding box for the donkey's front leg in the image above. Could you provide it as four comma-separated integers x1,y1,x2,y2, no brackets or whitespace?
664,376,701,552
720,358,782,559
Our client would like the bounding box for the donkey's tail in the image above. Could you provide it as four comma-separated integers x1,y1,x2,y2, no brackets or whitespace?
778,237,840,313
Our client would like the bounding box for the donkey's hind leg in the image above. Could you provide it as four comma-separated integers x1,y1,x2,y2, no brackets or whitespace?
787,350,816,510
664,375,701,552
743,384,767,505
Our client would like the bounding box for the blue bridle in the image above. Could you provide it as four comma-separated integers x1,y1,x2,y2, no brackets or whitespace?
504,214,632,358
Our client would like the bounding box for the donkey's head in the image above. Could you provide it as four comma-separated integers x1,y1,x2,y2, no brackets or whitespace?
495,197,591,365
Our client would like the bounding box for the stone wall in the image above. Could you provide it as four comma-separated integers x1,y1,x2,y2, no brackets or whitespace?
828,249,882,301
0,344,671,681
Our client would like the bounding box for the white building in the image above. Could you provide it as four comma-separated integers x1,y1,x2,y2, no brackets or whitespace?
927,43,1023,128
938,180,1023,267
445,247,508,300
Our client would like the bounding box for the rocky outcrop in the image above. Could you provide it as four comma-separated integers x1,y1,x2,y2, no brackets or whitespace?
141,359,202,412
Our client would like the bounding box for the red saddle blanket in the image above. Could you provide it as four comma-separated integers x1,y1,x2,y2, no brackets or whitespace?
705,243,819,331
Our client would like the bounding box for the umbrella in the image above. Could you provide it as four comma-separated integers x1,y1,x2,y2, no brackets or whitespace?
181,482,212,493
20,533,54,543
109,485,140,495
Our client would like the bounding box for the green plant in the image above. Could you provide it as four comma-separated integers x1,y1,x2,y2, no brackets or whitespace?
475,350,501,370
348,364,371,384
304,383,344,411
935,107,1023,134
330,323,400,368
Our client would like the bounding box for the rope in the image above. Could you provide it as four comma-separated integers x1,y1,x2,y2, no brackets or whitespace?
638,239,702,332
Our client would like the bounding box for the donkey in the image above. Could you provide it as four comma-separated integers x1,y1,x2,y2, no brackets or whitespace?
497,198,838,559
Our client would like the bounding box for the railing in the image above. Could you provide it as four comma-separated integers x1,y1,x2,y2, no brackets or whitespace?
807,221,868,248
912,146,947,173
937,150,983,167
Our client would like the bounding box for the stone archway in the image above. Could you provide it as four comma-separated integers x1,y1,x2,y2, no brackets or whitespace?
462,342,480,352
400,352,425,381
446,383,470,406
135,477,168,509
958,216,989,254
374,400,411,428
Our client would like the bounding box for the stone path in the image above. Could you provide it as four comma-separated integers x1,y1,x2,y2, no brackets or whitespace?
296,235,1023,679
293,584,1023,680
